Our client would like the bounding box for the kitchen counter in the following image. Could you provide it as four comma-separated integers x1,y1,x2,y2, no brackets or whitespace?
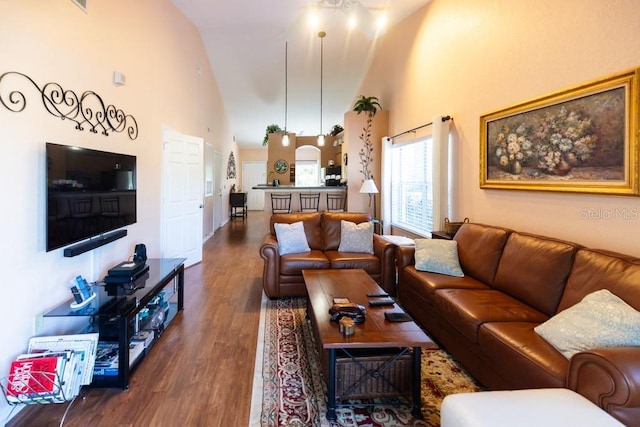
252,185,346,212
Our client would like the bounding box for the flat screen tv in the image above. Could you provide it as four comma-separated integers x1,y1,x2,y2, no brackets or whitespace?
46,143,137,252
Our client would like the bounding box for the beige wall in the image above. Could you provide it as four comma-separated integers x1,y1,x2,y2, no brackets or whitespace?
358,0,640,255
266,133,339,185
0,1,233,418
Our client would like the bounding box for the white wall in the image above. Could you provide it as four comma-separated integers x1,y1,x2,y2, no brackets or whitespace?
359,0,640,255
0,0,234,420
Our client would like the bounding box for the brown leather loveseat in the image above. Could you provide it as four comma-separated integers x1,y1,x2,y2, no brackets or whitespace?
396,222,640,425
260,212,397,298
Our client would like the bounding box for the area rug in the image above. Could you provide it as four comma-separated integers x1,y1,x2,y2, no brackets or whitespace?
249,295,483,427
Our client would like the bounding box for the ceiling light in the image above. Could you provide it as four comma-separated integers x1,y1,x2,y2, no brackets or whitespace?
348,14,357,29
317,31,326,146
376,12,388,30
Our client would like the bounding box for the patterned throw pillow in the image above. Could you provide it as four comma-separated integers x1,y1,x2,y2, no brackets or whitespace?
338,220,373,254
414,239,464,277
274,221,311,256
534,289,640,359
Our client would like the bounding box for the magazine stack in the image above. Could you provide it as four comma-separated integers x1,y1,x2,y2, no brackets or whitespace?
1,334,99,405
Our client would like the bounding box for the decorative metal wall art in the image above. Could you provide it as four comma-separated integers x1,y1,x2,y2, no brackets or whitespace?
227,151,237,179
0,71,138,140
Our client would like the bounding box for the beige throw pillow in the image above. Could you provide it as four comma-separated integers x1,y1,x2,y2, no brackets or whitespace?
338,220,373,254
274,221,311,256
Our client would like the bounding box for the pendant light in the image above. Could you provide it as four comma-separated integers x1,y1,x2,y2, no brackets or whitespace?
317,31,326,146
282,42,290,147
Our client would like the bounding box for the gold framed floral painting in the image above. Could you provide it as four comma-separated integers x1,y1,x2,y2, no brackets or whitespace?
480,69,639,196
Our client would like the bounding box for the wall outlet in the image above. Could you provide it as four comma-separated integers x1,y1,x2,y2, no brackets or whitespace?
33,313,44,335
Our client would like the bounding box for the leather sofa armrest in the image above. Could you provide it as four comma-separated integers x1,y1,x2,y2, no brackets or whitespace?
259,234,281,298
568,347,640,425
396,246,416,286
373,235,397,295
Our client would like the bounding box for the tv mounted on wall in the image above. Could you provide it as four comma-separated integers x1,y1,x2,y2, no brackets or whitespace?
46,143,137,253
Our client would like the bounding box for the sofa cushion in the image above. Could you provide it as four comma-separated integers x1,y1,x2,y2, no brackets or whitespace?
274,221,311,255
415,239,464,277
338,220,373,254
534,289,640,359
454,223,511,285
325,251,381,274
279,250,331,275
435,289,549,343
558,248,640,312
492,232,578,317
403,267,490,296
321,212,372,250
479,322,568,388
270,212,323,250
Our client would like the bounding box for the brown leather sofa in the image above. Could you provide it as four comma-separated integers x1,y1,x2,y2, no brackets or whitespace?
260,212,397,298
396,222,640,425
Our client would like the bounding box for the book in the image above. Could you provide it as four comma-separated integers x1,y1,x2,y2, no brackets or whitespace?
27,333,99,388
6,356,60,401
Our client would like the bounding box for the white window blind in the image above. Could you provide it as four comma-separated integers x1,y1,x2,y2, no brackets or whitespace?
390,136,434,236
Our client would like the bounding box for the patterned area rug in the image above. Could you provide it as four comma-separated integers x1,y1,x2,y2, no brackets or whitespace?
249,296,483,427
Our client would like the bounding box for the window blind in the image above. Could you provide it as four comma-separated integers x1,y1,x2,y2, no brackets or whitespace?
390,136,434,236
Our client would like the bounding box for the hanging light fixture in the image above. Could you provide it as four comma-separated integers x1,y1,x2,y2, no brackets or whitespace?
282,42,290,147
317,31,326,146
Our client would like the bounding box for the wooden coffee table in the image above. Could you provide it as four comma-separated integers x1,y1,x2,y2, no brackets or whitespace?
303,269,436,421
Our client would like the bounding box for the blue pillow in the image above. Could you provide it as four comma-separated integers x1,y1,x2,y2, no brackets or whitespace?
274,221,311,256
414,239,464,277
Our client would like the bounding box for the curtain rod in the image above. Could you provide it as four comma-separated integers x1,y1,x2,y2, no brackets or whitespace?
389,115,452,139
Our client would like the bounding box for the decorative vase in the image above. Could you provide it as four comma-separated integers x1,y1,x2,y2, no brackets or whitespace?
510,160,522,175
554,159,572,176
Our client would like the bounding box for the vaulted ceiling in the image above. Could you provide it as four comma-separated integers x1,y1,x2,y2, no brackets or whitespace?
171,0,431,148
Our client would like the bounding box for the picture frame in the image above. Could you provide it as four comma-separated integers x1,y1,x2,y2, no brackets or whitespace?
480,69,639,196
274,159,288,174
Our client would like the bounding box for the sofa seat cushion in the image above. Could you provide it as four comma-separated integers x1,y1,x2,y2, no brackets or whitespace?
324,250,381,274
479,322,568,388
435,289,549,343
403,267,490,296
492,232,579,316
279,250,331,275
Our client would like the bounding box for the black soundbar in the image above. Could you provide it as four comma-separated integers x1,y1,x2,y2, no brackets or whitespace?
63,229,128,257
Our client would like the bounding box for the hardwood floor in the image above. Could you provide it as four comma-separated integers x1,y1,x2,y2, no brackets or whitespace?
7,211,270,427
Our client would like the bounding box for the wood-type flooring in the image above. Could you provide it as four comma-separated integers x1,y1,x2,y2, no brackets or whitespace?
7,211,269,427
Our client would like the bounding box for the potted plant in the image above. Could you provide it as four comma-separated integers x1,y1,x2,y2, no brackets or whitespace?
352,95,381,179
263,124,282,146
329,124,344,136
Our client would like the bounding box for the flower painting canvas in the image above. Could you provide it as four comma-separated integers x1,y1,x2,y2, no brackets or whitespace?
480,69,639,196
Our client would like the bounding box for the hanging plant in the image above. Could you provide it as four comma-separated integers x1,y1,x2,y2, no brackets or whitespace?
352,95,381,180
263,124,282,146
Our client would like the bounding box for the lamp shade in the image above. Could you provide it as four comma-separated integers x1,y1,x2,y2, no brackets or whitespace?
359,179,379,194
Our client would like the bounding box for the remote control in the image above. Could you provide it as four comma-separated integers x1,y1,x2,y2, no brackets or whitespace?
368,298,395,307
366,292,389,297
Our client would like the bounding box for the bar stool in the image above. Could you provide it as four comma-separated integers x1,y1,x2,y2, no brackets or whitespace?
271,193,292,213
326,192,346,212
299,193,320,212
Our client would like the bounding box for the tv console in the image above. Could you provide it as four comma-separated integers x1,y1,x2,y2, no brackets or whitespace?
44,258,185,389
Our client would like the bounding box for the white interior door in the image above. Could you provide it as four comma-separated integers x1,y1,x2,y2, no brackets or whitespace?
214,151,223,229
243,161,266,210
161,127,204,267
